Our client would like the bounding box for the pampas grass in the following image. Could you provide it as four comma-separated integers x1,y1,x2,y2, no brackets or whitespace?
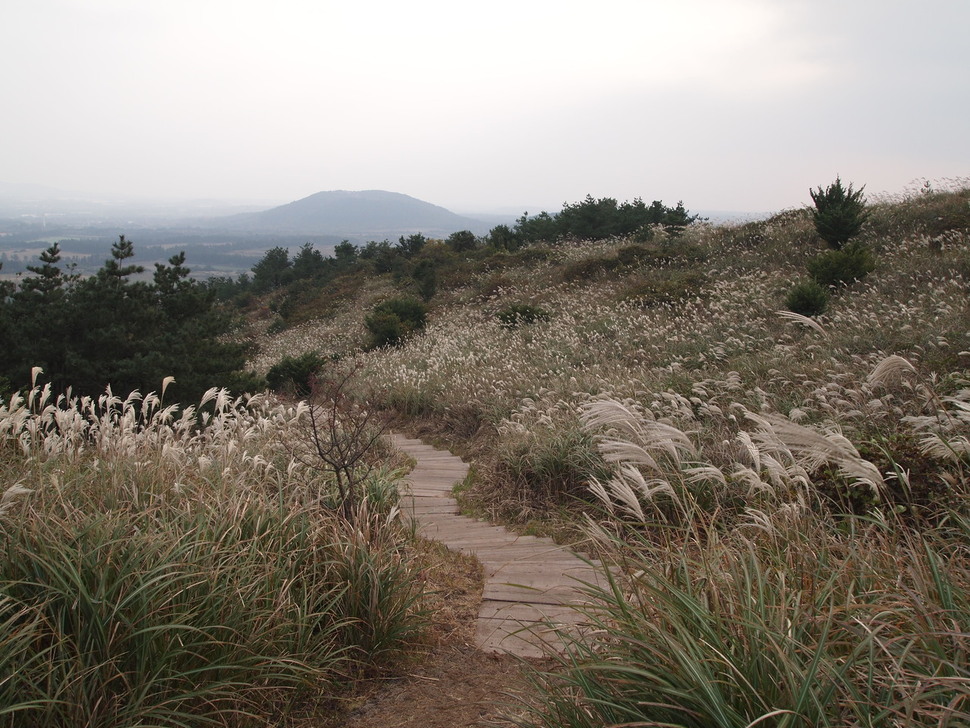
0,381,424,726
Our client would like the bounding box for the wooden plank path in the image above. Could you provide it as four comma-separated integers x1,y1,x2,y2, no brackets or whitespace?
392,434,610,659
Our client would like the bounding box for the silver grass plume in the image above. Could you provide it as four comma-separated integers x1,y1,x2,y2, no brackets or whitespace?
581,397,699,519
748,412,884,496
867,354,917,389
775,310,827,337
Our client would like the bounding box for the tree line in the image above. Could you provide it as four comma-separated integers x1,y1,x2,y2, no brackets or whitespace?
0,236,252,402
207,195,698,299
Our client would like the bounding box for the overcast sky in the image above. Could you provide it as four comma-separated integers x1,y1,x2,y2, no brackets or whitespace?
2,0,967,214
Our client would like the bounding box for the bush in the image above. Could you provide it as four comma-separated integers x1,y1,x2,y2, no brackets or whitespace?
807,242,876,287
810,177,870,249
497,304,550,329
266,351,332,394
365,297,428,348
445,230,478,253
785,279,830,316
412,259,437,302
487,224,523,251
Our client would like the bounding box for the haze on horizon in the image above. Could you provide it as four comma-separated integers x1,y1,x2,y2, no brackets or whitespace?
3,0,967,216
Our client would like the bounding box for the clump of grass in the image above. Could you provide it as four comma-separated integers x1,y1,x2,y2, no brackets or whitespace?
489,395,612,510
0,382,426,726
807,241,876,287
623,269,709,307
559,254,620,282
510,515,970,727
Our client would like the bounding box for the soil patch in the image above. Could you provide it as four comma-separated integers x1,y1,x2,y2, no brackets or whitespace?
339,645,539,728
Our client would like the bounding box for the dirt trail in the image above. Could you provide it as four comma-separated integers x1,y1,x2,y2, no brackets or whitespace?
338,646,539,728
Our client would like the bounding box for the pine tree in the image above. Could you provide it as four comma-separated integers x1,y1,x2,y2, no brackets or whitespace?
809,177,870,250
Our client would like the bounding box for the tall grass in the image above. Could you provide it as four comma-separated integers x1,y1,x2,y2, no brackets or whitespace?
502,352,970,726
510,515,970,727
0,382,424,726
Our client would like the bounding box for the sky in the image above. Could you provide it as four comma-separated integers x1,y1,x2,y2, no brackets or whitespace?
2,0,968,215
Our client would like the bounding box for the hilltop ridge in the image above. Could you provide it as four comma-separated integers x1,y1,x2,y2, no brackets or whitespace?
222,189,491,237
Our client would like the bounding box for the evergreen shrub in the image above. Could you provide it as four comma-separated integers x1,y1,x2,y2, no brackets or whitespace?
365,298,428,348
785,280,830,316
807,242,876,288
810,177,870,249
266,351,331,394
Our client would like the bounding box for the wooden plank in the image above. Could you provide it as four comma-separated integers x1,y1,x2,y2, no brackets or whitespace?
458,545,581,560
482,582,593,605
407,505,459,515
403,487,456,497
418,525,512,540
475,601,588,657
484,566,607,588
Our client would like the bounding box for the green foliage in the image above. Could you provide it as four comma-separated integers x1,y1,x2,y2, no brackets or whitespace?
786,279,830,316
360,239,404,274
266,351,332,394
251,246,293,292
0,240,247,402
514,211,560,245
810,176,870,249
364,298,428,348
291,241,328,279
497,304,550,329
515,523,970,728
807,242,876,287
412,259,438,302
0,484,423,725
333,239,359,269
445,229,478,253
515,196,698,245
487,223,523,251
396,233,427,258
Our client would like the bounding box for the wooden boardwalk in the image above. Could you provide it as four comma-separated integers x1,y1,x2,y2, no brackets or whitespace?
392,434,609,659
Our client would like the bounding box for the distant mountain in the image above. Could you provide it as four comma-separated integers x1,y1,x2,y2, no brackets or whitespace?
225,190,490,238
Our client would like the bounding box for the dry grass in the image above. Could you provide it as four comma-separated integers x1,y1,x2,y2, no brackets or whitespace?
0,383,429,726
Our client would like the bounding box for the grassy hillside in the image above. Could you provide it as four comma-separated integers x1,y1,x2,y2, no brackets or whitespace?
244,184,970,725
252,186,970,517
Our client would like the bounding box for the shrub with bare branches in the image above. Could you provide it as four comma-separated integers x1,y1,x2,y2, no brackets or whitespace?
286,363,395,521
